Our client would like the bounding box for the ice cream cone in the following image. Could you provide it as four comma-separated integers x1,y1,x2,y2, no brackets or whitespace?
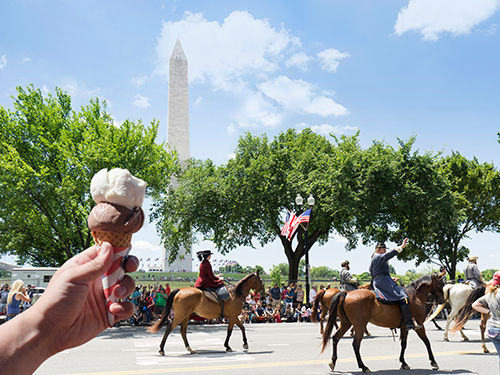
92,231,133,327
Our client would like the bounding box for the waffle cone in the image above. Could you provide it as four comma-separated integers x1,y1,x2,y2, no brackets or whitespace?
91,231,132,247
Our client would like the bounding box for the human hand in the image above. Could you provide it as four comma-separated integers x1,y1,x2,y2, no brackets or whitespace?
401,238,409,248
31,242,138,355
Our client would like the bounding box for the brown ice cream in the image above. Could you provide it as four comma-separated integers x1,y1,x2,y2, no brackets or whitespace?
88,202,144,234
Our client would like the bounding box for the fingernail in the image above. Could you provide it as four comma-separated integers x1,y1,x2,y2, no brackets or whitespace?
114,285,127,298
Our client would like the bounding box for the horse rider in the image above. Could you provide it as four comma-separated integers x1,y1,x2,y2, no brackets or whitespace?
195,250,225,289
463,255,484,288
340,260,358,291
369,239,421,331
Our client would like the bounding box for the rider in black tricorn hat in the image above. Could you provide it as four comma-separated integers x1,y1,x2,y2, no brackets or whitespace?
195,250,224,289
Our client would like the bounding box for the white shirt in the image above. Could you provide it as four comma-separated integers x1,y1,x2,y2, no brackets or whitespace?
309,288,317,302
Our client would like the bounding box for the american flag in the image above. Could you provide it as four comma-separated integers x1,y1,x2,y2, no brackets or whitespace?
287,209,311,241
146,258,150,262
281,211,296,238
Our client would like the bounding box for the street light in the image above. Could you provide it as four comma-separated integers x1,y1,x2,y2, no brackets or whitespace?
296,193,315,305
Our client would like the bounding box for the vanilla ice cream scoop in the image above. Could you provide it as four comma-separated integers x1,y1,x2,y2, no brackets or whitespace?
90,168,147,209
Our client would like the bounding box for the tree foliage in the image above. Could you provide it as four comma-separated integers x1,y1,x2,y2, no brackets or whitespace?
154,128,456,282
0,85,177,266
401,152,500,280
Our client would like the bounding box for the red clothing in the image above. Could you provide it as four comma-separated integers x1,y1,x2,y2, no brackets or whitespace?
195,260,224,288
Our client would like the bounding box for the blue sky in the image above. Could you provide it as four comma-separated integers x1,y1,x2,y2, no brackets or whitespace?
1,0,499,276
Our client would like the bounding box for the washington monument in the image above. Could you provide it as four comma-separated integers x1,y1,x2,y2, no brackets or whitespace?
163,39,192,272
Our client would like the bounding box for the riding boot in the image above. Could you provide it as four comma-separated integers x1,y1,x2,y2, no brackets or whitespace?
399,300,422,331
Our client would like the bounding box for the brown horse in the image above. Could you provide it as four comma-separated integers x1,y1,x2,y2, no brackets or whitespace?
312,283,372,336
148,271,264,355
450,285,490,353
321,273,445,373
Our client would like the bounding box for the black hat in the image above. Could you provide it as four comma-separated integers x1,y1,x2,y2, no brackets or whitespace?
341,260,349,267
375,242,387,249
196,249,213,261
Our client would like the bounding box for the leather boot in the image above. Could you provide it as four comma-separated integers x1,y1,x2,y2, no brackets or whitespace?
399,301,422,331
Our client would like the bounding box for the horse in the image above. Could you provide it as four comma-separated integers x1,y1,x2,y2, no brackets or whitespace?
312,283,372,336
450,285,490,353
148,271,265,355
424,283,473,341
321,273,445,373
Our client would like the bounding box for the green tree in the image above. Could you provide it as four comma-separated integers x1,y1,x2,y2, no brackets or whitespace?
0,85,177,266
311,266,336,279
269,265,283,286
153,129,453,283
400,152,500,280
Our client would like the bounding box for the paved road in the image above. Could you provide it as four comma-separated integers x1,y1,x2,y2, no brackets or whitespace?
34,319,498,375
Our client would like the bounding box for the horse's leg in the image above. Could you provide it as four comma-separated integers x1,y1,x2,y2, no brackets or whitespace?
329,321,351,372
415,326,439,370
224,319,235,352
432,318,443,330
352,325,370,373
158,311,185,356
444,307,459,341
179,317,196,354
480,313,489,353
459,328,470,341
399,328,410,370
234,318,249,350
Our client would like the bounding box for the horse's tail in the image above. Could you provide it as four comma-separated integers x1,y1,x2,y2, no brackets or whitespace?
321,291,347,353
451,285,486,332
311,289,326,322
147,289,180,333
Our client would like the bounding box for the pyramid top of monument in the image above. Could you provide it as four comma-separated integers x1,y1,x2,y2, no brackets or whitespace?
170,39,187,60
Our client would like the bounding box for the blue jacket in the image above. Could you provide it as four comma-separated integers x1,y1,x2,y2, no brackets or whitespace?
369,248,408,301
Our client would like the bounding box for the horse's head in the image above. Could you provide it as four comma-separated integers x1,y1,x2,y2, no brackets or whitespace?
252,269,265,294
430,273,446,304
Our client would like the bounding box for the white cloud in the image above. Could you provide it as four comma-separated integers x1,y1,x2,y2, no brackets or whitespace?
317,48,350,72
478,23,498,35
285,52,313,71
23,57,30,62
227,123,237,134
232,91,283,129
0,55,7,69
296,123,357,135
227,153,236,160
62,80,101,98
41,85,50,97
154,10,299,91
132,240,162,252
257,76,348,117
194,97,203,106
394,0,500,41
133,94,151,109
130,75,149,86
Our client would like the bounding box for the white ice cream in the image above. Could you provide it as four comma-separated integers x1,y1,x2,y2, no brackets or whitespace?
90,168,147,209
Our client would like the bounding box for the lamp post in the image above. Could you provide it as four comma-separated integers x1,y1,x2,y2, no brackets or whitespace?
296,193,315,305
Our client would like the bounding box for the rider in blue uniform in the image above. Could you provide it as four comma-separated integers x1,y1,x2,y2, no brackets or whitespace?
369,239,421,331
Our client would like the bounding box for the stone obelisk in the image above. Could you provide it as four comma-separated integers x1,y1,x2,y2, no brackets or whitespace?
163,39,192,272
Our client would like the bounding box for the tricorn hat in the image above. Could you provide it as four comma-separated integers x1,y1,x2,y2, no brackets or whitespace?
341,260,350,267
468,255,479,261
375,242,387,249
196,249,213,261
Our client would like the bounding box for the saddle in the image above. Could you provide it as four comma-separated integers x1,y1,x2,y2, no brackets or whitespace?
199,286,229,319
372,290,400,305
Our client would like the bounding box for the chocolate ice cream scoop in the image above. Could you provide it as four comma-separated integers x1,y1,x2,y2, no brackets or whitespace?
88,201,144,233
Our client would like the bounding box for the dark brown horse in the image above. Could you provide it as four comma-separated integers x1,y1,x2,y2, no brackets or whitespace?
148,271,264,355
321,273,445,373
312,283,372,336
450,285,490,353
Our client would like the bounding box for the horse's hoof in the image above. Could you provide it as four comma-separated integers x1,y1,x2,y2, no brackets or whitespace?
437,327,444,331
159,350,165,356
328,361,335,371
243,343,249,350
431,361,439,370
226,348,233,353
463,337,469,341
401,364,410,370
443,337,449,342
366,332,372,336
186,347,197,354
362,367,371,373
483,348,490,353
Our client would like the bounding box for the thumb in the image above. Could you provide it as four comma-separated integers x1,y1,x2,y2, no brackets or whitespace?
73,242,114,284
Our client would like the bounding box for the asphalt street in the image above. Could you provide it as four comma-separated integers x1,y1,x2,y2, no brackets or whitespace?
34,319,498,375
